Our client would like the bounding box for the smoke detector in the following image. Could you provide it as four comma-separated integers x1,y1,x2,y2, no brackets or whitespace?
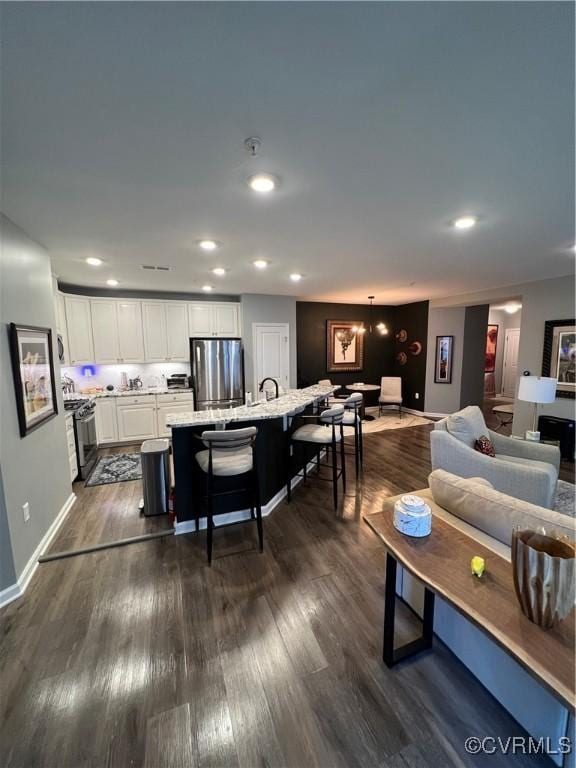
244,136,262,157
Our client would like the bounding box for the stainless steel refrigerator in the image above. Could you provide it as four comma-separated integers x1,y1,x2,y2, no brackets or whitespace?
190,338,244,411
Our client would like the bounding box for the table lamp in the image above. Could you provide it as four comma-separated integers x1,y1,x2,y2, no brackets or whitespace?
517,375,557,441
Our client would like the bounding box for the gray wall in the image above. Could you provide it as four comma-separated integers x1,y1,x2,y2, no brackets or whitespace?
488,306,522,395
424,307,465,415
0,467,16,591
241,294,297,393
513,276,575,435
0,215,71,582
460,304,489,408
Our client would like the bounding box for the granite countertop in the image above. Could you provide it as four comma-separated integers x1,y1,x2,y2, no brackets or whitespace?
167,385,337,428
63,388,193,401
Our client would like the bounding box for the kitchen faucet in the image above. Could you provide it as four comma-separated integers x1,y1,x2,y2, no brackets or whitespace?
258,377,279,399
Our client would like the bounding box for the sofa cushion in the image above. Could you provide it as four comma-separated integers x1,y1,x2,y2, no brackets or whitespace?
428,469,575,547
496,454,558,486
446,406,488,447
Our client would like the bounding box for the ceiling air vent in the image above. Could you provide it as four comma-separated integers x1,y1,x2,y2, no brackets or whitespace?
140,265,172,272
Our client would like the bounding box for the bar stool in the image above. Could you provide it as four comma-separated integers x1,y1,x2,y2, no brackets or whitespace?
287,404,346,509
341,392,364,477
195,426,262,564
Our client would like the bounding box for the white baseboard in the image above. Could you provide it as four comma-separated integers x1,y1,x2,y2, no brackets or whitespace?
401,407,448,420
0,492,76,609
174,454,319,536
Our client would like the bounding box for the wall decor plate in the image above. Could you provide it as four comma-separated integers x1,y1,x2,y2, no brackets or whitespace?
434,335,454,384
395,329,408,343
9,323,58,437
396,352,407,366
542,319,575,399
326,320,365,372
408,341,422,356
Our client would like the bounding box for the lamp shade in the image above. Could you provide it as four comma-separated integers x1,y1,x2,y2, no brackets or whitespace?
517,376,557,404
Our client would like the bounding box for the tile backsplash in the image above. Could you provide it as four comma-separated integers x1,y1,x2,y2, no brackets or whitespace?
61,362,190,392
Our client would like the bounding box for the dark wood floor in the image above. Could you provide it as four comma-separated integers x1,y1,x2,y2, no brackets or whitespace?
0,424,565,767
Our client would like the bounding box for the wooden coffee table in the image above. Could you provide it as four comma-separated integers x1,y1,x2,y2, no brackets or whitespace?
364,508,575,710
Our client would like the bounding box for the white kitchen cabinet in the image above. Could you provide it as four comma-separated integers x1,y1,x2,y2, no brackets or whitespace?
95,398,118,444
65,296,95,365
117,301,144,362
165,303,189,360
142,301,188,362
188,303,213,336
116,395,157,442
91,300,120,364
55,292,70,365
188,302,241,338
156,392,194,438
142,302,168,361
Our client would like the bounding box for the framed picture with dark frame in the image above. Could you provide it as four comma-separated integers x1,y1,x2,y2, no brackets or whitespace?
327,320,365,373
434,335,454,384
542,319,575,399
9,323,59,437
485,324,498,373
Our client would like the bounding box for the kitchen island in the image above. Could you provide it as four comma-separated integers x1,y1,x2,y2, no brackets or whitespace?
167,384,337,531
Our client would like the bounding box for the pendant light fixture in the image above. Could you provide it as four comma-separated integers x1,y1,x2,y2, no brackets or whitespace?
358,296,388,335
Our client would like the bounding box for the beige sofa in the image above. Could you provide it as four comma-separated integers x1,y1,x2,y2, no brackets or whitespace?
430,405,560,508
386,470,575,767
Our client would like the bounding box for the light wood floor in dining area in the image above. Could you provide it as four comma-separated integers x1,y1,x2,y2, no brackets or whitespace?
0,425,566,768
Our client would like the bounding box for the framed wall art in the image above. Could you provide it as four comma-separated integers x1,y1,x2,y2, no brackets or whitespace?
542,319,575,399
434,335,454,384
326,320,364,373
9,323,58,437
485,324,498,373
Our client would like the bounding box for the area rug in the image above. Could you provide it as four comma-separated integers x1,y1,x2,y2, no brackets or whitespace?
86,453,142,487
554,479,575,516
344,407,432,436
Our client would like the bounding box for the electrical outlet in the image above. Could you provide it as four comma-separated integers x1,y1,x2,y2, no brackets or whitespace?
22,502,30,522
415,392,420,400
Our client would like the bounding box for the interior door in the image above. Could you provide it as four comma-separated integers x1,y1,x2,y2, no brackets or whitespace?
502,328,520,397
253,323,290,394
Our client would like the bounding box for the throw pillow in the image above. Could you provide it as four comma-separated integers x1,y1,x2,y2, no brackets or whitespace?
474,435,496,457
446,406,489,447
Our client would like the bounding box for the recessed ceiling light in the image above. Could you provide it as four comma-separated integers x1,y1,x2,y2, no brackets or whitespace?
504,303,522,314
453,216,477,230
211,267,226,276
86,257,103,266
247,174,277,193
202,284,213,292
289,273,302,282
106,279,119,287
198,239,220,251
253,259,268,269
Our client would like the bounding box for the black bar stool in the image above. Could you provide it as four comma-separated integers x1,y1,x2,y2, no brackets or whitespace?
195,426,262,564
341,392,364,477
287,404,346,509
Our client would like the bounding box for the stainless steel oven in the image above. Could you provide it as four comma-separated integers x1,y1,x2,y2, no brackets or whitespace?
75,401,97,480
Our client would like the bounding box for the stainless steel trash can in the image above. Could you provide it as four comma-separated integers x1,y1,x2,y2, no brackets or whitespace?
140,438,170,516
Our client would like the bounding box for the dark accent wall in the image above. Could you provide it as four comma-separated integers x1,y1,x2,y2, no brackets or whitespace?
460,304,490,408
296,300,429,411
393,301,429,411
296,303,395,395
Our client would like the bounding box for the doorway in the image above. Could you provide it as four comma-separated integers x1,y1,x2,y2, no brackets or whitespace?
502,327,521,397
252,323,290,394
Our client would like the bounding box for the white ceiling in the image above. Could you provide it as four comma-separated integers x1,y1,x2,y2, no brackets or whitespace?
2,2,574,304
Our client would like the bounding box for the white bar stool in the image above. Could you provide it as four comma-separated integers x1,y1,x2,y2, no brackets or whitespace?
195,426,262,564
